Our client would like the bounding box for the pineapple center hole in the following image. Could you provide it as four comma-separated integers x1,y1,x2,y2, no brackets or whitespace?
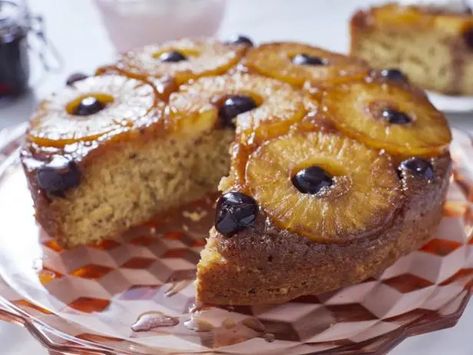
214,93,262,128
368,101,413,125
152,48,200,62
291,162,351,198
291,165,334,195
66,93,114,116
291,53,328,66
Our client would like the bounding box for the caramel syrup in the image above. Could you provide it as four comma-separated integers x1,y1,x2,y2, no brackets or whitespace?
183,303,214,332
131,311,179,332
183,317,214,332
38,268,62,285
71,264,112,279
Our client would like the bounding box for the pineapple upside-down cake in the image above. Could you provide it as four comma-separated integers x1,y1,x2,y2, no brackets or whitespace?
21,37,452,305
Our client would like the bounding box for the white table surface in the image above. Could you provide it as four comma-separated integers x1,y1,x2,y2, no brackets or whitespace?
0,0,472,354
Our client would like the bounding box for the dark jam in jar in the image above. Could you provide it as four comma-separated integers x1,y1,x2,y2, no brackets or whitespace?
0,1,30,97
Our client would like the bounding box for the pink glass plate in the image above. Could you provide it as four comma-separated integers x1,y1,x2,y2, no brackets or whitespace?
0,124,471,355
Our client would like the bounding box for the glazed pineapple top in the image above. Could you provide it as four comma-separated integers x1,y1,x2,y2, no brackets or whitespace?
24,37,452,244
353,3,473,34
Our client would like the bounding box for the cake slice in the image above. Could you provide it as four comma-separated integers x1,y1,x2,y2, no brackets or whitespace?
350,2,473,95
197,136,450,305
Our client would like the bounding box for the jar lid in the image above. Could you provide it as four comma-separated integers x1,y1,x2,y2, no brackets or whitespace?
0,0,29,42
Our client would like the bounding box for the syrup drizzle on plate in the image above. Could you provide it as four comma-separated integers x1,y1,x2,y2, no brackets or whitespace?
183,317,214,332
131,311,179,332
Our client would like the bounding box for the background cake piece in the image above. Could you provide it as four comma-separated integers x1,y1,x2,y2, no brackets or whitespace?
350,3,473,95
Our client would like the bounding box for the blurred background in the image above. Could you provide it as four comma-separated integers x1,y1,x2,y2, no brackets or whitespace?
0,0,472,354
1,0,473,130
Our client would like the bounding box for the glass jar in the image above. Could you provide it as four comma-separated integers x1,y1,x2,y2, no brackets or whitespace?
0,0,30,97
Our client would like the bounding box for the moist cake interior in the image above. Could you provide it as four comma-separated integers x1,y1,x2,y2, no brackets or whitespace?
44,129,232,247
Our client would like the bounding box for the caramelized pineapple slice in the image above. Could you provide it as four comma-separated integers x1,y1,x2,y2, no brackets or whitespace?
245,42,369,89
322,81,451,156
166,73,308,143
114,38,247,84
369,3,473,32
245,131,402,243
29,75,160,148
370,3,433,28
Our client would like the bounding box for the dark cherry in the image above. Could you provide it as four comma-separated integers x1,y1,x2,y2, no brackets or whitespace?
463,28,473,48
379,68,408,82
292,166,333,195
218,95,258,128
292,53,326,66
381,108,412,124
36,156,81,197
399,158,434,180
72,96,105,116
66,72,88,86
215,192,258,237
226,35,254,46
159,51,187,62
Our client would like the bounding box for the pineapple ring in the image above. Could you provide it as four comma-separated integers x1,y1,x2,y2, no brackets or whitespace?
322,81,452,156
115,38,247,84
246,131,403,243
166,73,308,143
29,75,160,147
245,42,369,88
